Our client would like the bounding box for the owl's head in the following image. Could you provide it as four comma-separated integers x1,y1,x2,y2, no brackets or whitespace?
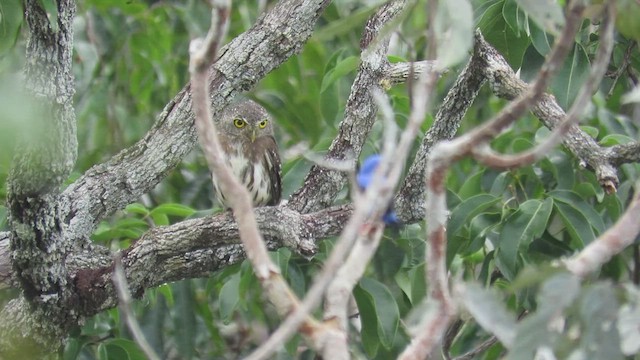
219,100,274,143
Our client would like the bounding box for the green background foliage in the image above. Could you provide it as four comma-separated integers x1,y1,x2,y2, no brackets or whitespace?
1,0,640,358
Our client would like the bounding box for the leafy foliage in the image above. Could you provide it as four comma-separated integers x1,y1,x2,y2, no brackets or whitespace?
1,0,640,359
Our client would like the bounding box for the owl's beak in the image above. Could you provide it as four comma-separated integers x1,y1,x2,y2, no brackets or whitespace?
250,128,257,143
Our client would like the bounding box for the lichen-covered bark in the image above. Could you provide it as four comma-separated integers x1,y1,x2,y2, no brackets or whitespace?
1,0,639,357
0,0,332,356
288,0,406,213
2,0,79,355
396,39,488,222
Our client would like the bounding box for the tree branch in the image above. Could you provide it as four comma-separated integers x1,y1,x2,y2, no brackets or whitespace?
288,0,407,213
399,1,586,358
61,0,332,244
565,182,640,277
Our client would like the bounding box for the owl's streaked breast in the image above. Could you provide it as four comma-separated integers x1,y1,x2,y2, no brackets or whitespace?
213,144,275,207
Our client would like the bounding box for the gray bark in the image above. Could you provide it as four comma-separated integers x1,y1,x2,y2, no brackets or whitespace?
0,0,332,356
1,1,639,358
288,0,406,213
2,0,79,357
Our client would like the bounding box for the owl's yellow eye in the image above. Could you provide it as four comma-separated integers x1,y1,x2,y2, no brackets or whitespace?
233,118,246,128
258,119,268,129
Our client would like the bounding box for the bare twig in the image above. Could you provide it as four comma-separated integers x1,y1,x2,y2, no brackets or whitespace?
189,2,337,359
399,1,586,359
288,0,408,213
565,182,640,277
471,1,615,169
247,2,412,359
322,90,399,332
113,255,160,360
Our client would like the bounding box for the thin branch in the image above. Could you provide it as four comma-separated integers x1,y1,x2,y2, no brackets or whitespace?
247,2,444,358
322,91,400,332
190,2,336,359
287,0,408,213
471,1,615,169
60,0,332,246
113,255,160,360
399,1,586,358
565,182,640,277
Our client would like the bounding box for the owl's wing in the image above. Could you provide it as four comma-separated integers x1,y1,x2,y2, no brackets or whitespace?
262,136,282,206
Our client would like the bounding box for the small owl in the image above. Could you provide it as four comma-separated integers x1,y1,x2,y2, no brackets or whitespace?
214,99,282,207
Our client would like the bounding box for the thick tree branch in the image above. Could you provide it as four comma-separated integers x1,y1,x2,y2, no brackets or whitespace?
397,41,487,222
0,0,332,356
472,1,615,171
72,204,351,317
60,0,332,244
400,2,586,358
2,0,79,356
288,0,407,213
0,233,12,289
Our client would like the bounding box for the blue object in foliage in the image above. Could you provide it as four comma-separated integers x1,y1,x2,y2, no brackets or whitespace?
356,154,401,226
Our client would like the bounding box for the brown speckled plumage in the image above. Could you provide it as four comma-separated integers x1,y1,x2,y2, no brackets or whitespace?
214,100,281,207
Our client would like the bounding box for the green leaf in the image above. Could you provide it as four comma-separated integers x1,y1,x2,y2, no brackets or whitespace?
579,126,599,140
549,190,605,234
150,213,169,226
458,282,517,347
515,0,564,35
479,0,531,68
312,5,379,42
125,203,150,216
502,0,529,36
36,0,58,32
353,284,380,357
104,339,148,360
458,170,483,200
466,212,501,256
0,205,6,230
219,273,240,324
497,198,553,280
149,203,196,218
0,0,23,55
551,43,590,109
448,194,501,235
599,134,635,146
529,21,553,55
434,0,473,68
320,55,359,93
174,281,196,359
553,201,595,248
356,277,400,350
